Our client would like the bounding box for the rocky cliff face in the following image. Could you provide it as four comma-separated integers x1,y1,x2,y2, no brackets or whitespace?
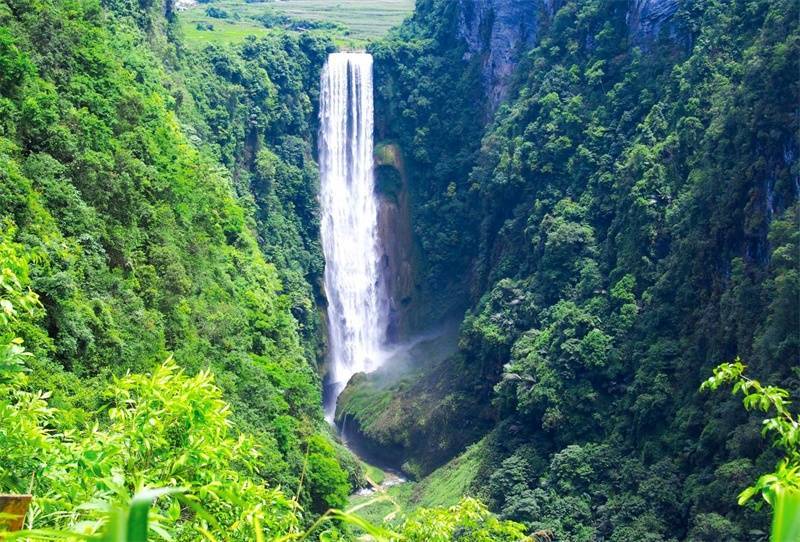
374,143,419,341
456,0,552,109
627,0,681,47
455,0,683,108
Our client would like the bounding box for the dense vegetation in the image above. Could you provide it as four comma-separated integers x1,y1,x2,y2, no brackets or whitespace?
0,236,529,539
0,0,354,533
176,31,333,364
337,0,800,539
0,0,537,538
1,0,797,539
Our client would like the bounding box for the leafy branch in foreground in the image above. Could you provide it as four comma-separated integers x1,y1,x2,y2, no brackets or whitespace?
702,359,800,542
2,490,533,541
701,359,799,504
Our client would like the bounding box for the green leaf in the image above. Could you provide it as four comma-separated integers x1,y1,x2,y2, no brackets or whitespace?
101,509,129,542
127,488,185,542
738,486,758,505
252,516,264,542
771,487,800,542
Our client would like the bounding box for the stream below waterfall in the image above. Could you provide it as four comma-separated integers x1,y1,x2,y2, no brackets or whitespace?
317,50,406,495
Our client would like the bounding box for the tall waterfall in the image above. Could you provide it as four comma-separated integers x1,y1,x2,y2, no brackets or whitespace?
319,52,387,420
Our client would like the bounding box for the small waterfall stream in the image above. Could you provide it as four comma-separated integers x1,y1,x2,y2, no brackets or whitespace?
318,52,388,420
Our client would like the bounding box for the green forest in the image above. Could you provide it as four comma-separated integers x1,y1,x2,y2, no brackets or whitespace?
0,0,798,540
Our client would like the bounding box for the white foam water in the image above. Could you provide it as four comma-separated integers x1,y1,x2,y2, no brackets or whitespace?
318,52,388,420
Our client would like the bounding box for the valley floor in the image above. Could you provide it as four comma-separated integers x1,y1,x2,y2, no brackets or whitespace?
348,438,487,528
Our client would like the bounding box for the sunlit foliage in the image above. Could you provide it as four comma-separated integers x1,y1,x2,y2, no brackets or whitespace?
368,0,799,539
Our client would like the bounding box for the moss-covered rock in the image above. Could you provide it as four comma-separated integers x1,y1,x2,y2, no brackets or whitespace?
335,328,493,478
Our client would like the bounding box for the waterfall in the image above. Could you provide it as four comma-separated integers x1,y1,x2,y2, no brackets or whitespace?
319,52,387,420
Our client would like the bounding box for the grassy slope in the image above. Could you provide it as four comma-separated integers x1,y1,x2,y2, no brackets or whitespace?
350,439,487,526
363,462,387,485
179,0,413,48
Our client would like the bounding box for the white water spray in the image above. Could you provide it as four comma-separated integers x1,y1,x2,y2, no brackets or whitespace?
319,52,388,420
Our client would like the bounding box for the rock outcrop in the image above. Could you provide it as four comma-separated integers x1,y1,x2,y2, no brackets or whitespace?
374,142,419,341
334,328,488,479
454,0,683,108
627,0,681,47
456,0,551,109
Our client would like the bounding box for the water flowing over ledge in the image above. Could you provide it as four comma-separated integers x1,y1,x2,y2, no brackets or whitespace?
318,52,389,421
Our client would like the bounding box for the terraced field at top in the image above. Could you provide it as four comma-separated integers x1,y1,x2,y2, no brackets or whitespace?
178,0,414,47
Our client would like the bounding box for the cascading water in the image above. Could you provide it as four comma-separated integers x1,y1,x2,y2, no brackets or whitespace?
319,52,388,420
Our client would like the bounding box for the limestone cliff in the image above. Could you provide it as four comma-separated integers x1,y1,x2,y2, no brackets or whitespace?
456,0,550,109
455,0,683,108
627,0,681,47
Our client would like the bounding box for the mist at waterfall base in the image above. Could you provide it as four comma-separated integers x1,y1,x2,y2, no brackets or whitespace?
336,322,460,474
318,52,391,422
